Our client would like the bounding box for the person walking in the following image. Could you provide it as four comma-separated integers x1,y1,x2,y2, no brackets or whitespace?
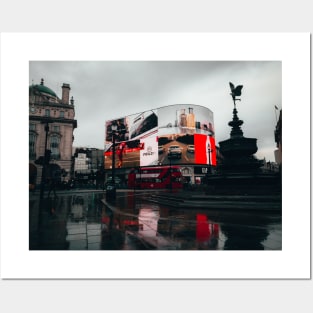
47,166,60,198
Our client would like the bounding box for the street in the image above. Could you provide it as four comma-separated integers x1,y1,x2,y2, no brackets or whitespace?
29,189,282,250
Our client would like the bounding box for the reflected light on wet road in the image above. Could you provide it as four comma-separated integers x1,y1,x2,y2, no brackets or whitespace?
29,191,282,250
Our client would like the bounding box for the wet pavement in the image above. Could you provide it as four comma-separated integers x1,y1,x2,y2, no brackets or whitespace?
29,189,282,250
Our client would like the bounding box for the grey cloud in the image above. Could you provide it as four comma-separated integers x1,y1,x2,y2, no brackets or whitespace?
29,60,281,162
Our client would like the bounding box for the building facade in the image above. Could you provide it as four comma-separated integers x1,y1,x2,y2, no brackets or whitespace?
29,79,77,185
73,147,104,173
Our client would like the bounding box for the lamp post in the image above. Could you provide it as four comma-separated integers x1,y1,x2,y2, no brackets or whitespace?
37,120,51,243
169,158,172,190
39,121,50,200
106,122,118,200
111,123,117,185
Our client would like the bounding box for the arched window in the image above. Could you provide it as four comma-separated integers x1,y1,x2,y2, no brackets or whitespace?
50,135,60,160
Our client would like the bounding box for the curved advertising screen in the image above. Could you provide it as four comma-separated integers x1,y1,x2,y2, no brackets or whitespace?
104,104,216,169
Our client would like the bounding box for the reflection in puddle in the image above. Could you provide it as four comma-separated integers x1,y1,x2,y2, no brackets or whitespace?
30,191,280,250
136,207,178,249
100,201,224,250
66,194,102,250
138,208,159,237
70,196,85,220
195,214,220,249
47,192,281,250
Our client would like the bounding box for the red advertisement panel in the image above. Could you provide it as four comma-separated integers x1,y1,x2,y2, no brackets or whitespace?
194,134,208,164
194,134,216,165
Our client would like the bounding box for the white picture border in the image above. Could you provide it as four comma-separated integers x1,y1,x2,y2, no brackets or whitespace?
0,33,310,279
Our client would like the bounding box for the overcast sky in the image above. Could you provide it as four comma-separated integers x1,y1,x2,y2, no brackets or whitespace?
29,61,281,162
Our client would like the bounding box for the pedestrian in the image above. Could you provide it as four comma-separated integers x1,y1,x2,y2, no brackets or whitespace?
47,167,59,198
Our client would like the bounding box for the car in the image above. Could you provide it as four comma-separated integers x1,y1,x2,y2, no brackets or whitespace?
187,145,195,153
158,145,165,154
167,145,182,159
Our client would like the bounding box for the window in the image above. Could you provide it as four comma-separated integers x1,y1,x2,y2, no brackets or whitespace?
60,111,64,118
29,123,36,131
45,109,50,117
50,135,60,160
53,125,60,132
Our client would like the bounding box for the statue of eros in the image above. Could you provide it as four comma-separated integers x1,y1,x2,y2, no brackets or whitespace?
229,82,243,108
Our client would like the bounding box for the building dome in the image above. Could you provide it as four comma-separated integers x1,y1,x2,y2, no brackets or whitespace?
29,78,58,98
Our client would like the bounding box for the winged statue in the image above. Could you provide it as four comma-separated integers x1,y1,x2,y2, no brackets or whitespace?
229,82,243,104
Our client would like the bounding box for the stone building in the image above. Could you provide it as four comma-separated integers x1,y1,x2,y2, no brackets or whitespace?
29,79,77,185
73,147,104,173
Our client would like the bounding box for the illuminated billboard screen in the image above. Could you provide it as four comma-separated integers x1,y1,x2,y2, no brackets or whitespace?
104,104,216,169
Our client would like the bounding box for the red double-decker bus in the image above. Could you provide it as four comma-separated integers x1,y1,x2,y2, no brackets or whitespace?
128,166,183,189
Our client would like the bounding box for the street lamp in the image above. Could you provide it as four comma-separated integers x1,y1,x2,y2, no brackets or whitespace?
111,123,117,186
106,122,118,201
169,158,173,190
37,120,51,240
39,121,50,200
